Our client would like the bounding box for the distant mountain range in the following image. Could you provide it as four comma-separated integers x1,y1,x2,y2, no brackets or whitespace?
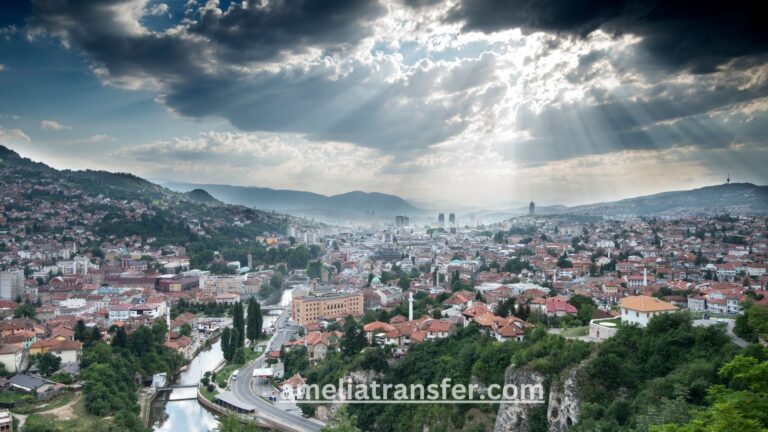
3,144,764,221
0,145,290,237
160,181,424,218
539,183,768,217
183,188,223,206
453,184,768,223
162,180,768,221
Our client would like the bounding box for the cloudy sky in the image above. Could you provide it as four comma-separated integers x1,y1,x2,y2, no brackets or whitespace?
1,0,767,208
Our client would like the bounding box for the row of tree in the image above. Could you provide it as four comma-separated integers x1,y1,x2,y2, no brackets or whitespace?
222,298,263,362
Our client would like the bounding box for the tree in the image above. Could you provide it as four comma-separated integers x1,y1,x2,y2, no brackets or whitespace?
13,303,36,319
112,326,128,349
497,298,516,318
652,355,768,432
246,298,263,342
180,323,192,337
746,305,768,336
307,260,323,279
569,295,597,325
232,302,245,348
234,347,246,364
557,252,573,268
36,352,62,377
340,317,367,357
270,273,284,290
74,319,87,342
284,346,310,378
216,413,261,432
221,327,233,362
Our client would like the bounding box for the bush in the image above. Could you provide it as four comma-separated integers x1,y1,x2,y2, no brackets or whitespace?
51,372,74,385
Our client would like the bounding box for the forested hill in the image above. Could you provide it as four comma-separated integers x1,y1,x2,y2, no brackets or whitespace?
0,145,296,268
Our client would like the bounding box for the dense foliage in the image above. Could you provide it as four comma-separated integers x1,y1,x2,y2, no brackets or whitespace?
296,312,756,432
652,353,768,432
79,320,184,431
574,313,738,432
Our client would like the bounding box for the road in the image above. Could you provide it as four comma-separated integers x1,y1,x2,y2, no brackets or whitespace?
230,306,324,432
693,318,749,348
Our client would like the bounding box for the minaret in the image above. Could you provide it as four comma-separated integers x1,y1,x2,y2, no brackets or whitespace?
408,291,414,321
643,267,648,287
166,300,172,343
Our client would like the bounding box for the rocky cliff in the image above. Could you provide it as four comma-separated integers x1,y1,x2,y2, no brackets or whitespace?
547,364,583,432
494,363,585,432
314,369,384,422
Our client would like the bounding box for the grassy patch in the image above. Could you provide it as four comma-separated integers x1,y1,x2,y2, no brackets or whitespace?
560,326,589,337
22,398,112,432
216,345,263,387
217,364,240,388
201,386,219,402
9,390,78,415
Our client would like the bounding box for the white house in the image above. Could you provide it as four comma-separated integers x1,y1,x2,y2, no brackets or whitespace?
0,344,23,373
619,295,678,327
29,339,83,364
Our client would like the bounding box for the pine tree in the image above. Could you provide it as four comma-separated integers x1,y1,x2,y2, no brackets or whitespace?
246,298,262,342
228,327,239,361
74,319,87,342
232,302,245,348
221,327,232,362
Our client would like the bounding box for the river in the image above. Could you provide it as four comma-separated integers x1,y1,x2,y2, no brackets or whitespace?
149,290,293,431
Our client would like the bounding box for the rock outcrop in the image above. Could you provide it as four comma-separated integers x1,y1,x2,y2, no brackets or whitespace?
493,368,547,432
494,362,586,432
547,364,583,431
314,369,384,422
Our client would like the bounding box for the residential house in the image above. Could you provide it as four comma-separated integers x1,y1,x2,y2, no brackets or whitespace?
0,345,22,373
29,339,83,364
619,295,678,327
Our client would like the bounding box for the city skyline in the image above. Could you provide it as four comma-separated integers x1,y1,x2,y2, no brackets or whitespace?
1,0,767,207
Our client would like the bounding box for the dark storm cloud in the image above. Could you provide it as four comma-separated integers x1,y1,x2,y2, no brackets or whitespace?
28,0,207,81
187,0,386,63
26,0,464,151
22,0,768,167
160,61,481,151
28,0,384,76
447,0,768,73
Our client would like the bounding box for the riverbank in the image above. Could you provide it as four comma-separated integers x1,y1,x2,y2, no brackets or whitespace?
149,293,293,431
140,328,223,427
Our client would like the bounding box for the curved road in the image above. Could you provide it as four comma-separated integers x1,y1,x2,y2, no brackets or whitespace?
230,307,323,432
693,318,748,348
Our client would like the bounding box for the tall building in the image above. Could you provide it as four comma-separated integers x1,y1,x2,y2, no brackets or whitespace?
438,213,445,226
0,269,24,300
529,201,535,215
448,213,456,225
291,292,365,325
